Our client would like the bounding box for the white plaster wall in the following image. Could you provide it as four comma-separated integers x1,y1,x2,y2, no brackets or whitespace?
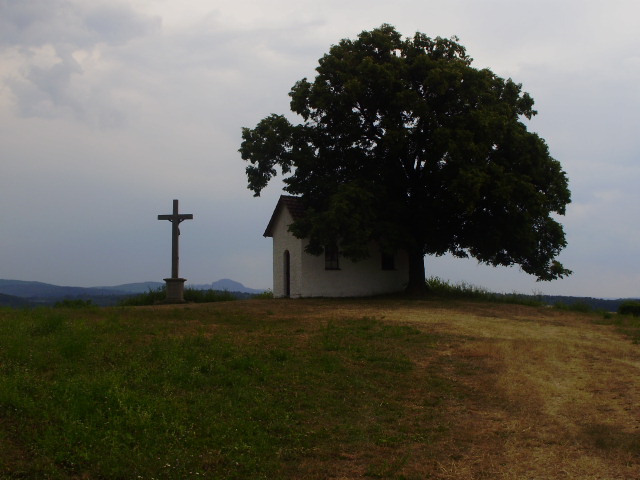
270,207,409,298
299,242,409,297
270,207,305,298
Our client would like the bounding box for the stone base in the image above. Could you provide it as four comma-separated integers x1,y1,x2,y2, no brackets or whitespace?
163,278,187,303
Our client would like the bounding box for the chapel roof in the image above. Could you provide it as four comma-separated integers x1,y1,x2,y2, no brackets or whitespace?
263,195,305,237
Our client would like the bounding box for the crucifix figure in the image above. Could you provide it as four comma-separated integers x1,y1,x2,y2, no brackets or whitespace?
158,199,193,302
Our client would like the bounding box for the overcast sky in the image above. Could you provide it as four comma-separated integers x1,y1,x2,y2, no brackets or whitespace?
1,0,639,298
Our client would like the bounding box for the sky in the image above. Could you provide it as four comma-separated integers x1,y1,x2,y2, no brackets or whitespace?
1,0,639,298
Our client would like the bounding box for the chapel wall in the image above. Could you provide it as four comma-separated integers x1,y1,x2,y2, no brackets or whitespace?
271,207,304,298
299,242,409,297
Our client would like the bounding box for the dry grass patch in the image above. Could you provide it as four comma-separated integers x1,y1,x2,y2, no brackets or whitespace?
405,303,640,479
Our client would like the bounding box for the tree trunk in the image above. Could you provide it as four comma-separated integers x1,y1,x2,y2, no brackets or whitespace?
406,249,427,296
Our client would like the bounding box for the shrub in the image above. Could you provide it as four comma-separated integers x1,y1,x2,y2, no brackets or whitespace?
253,289,274,299
119,287,236,306
425,276,490,299
184,289,236,303
618,301,640,317
54,299,96,309
424,276,541,306
119,287,166,306
553,301,593,313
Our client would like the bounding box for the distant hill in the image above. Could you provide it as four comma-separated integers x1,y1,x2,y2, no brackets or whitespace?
1,278,635,310
0,279,265,307
540,295,639,312
98,280,265,295
0,292,33,308
0,279,121,299
96,282,165,293
188,279,265,294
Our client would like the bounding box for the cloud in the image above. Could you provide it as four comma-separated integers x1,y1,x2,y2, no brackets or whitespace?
0,0,159,47
0,0,159,126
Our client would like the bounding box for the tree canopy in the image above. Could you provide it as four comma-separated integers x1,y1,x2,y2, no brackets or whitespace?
240,24,571,292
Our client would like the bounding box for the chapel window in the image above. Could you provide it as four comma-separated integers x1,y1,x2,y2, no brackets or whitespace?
325,244,340,270
381,252,395,270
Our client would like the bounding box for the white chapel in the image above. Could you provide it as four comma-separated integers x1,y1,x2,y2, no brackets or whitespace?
264,195,409,298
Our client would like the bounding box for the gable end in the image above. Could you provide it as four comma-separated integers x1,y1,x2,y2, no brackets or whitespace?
263,195,305,237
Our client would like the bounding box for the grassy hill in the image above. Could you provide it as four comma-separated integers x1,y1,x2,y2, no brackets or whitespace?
1,298,639,479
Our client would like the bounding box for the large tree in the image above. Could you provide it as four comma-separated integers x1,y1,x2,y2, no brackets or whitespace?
240,25,571,293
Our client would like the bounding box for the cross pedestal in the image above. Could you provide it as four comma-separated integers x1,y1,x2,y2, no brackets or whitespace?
158,199,193,303
164,277,187,303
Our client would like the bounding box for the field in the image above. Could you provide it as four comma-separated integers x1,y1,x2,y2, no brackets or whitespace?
1,298,639,479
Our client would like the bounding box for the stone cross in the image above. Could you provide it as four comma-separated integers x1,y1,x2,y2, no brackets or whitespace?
158,199,193,302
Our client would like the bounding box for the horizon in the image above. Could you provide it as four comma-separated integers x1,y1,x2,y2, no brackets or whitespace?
1,277,638,301
0,277,264,291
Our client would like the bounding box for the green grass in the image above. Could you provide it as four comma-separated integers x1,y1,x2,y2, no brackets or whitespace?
53,299,97,309
0,305,447,479
119,287,238,306
596,310,640,344
425,276,543,306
